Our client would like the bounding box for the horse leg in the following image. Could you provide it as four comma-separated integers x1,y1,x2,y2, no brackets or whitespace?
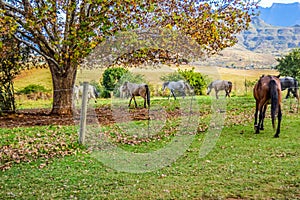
171,89,176,100
274,105,282,138
168,91,173,100
260,104,268,130
254,102,258,125
254,101,260,133
226,89,230,98
286,88,291,99
257,108,264,134
291,88,298,99
215,90,219,99
143,96,146,108
133,96,138,108
182,90,186,99
128,96,133,107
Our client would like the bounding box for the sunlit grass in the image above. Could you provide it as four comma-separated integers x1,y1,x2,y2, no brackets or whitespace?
1,97,299,199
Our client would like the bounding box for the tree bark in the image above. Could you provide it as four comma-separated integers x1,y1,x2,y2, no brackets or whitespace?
48,61,77,115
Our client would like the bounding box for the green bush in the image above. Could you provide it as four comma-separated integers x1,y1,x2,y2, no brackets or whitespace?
18,84,49,94
100,68,147,98
160,68,208,95
160,72,184,82
178,68,209,95
101,67,129,91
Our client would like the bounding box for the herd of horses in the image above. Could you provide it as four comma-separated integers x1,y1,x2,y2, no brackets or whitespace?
74,76,299,138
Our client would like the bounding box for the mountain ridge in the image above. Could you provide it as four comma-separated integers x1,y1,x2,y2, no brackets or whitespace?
203,3,300,68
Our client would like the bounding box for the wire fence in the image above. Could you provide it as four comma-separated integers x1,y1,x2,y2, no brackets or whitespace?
0,82,298,113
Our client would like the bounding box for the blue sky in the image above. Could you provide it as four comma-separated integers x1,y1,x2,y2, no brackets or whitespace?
258,0,300,7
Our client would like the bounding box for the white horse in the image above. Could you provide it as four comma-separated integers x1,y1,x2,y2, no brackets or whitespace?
162,80,192,100
120,81,150,108
73,84,99,103
207,80,232,99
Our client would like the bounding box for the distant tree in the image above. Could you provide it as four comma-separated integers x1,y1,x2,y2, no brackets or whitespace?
160,72,184,82
160,68,208,95
0,0,258,115
178,68,208,95
275,48,300,80
102,67,129,91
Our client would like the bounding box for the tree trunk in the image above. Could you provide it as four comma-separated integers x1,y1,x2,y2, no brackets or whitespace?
48,61,77,115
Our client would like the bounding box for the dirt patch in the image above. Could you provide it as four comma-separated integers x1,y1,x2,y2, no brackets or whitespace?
0,106,183,128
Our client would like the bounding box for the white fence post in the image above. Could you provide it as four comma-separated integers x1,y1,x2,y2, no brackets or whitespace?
79,82,89,144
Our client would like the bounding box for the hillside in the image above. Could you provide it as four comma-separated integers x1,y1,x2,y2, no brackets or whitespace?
199,43,276,68
202,16,300,68
238,17,300,56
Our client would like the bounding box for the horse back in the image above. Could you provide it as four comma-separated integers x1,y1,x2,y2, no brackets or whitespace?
254,75,281,101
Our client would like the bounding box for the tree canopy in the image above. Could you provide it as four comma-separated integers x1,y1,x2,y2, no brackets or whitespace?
275,48,300,80
0,0,259,115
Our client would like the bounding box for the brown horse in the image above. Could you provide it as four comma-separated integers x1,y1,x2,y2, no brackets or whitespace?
253,75,282,138
120,81,150,108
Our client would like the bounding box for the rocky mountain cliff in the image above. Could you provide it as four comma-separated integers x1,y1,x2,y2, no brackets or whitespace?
200,19,300,68
198,3,300,68
237,17,300,56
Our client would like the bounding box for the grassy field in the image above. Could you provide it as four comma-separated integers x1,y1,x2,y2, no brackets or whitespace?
1,96,299,199
4,65,299,199
14,65,278,96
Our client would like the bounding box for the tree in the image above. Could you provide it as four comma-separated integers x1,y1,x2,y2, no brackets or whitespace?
0,0,258,115
0,13,31,114
275,48,300,80
102,67,129,92
160,68,208,95
178,68,208,95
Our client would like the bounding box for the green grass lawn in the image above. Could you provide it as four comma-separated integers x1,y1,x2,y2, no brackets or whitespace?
1,97,299,199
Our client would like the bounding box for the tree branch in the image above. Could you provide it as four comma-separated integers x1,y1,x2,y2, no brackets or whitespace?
13,35,59,68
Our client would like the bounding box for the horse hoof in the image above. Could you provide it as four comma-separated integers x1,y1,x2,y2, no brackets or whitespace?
274,134,279,138
254,126,260,134
260,127,264,130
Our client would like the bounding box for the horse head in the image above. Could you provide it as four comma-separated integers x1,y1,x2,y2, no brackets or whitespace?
122,81,129,90
206,82,212,95
162,82,169,92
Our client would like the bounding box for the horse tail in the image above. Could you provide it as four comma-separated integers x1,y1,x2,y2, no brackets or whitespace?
145,84,150,108
228,81,233,93
269,79,279,129
184,82,192,93
294,78,299,100
93,86,99,98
